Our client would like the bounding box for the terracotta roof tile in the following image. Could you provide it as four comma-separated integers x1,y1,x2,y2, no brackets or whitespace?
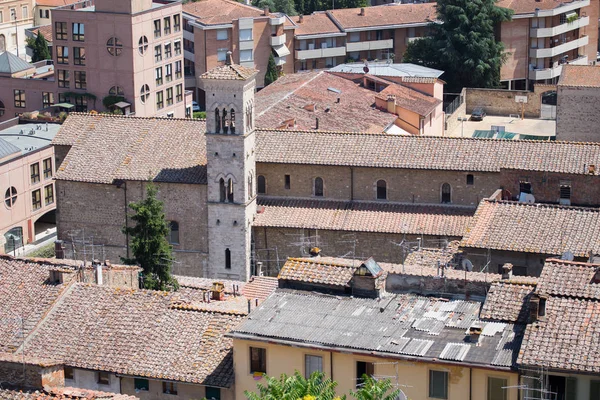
375,84,441,116
537,259,600,299
460,200,600,257
480,282,535,323
200,63,257,80
327,3,436,29
241,276,278,300
183,0,266,25
35,0,81,7
28,26,53,43
496,0,584,14
294,13,342,36
279,257,362,286
255,198,473,236
175,275,245,293
53,114,207,185
558,65,600,88
0,388,138,400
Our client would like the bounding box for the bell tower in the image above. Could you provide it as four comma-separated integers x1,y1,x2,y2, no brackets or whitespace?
201,52,258,281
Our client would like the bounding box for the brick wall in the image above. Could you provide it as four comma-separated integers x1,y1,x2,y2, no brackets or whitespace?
385,272,490,298
465,84,555,118
556,85,600,142
460,248,552,277
0,361,64,390
500,18,530,82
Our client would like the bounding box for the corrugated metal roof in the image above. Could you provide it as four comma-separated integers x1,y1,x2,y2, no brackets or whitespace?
440,343,471,361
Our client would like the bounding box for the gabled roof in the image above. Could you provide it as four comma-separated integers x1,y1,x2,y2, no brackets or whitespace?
375,83,441,116
558,65,600,88
200,63,257,80
497,0,584,15
0,388,138,400
329,62,444,79
460,199,600,257
28,25,54,43
0,52,34,75
537,259,600,299
293,12,342,36
183,0,266,25
480,281,536,323
327,3,436,29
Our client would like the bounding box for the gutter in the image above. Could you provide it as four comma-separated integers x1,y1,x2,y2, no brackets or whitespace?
114,373,232,389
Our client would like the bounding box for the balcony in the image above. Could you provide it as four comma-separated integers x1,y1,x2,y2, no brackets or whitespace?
529,35,588,58
529,55,588,80
183,29,194,41
295,46,346,60
346,39,393,52
535,0,589,17
184,49,195,62
270,15,286,25
530,16,589,38
270,33,286,46
274,56,286,66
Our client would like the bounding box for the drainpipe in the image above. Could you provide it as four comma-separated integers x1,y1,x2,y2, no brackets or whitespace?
330,352,333,382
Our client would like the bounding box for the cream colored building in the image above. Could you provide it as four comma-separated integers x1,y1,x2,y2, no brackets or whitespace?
0,0,34,57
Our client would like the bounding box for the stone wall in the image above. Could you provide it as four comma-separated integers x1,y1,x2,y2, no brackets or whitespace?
464,84,555,118
0,360,64,390
556,85,600,142
385,272,490,299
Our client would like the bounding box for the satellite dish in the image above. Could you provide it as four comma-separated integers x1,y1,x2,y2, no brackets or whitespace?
461,259,473,272
561,251,574,261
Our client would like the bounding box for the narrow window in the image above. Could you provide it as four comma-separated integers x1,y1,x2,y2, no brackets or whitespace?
215,109,221,133
356,361,374,388
44,184,54,205
134,378,149,391
284,174,290,190
257,175,266,194
376,179,387,200
168,221,179,244
248,173,253,199
162,382,177,395
466,174,474,185
72,23,84,41
222,108,228,134
230,108,235,134
441,183,451,203
487,377,507,400
305,355,323,378
30,163,40,184
227,179,234,202
32,189,41,210
250,347,266,373
560,181,571,200
154,19,161,38
97,371,110,385
429,370,448,399
225,248,231,269
219,178,226,202
314,177,324,197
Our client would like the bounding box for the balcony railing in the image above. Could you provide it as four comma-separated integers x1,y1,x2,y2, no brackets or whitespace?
346,39,393,52
535,0,589,17
530,16,589,38
270,34,286,46
529,55,588,80
295,46,346,60
529,35,588,58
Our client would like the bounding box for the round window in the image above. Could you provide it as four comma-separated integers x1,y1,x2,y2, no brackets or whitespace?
4,187,17,208
138,36,149,55
140,84,150,104
107,37,123,56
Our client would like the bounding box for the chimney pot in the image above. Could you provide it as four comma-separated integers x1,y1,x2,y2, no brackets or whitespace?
299,14,304,23
264,6,269,15
360,7,365,15
257,262,264,276
225,51,233,66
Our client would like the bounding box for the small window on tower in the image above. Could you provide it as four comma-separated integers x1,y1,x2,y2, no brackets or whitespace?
225,248,231,269
284,175,290,190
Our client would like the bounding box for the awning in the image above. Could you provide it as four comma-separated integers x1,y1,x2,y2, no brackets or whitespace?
272,44,290,58
113,101,131,108
53,103,74,109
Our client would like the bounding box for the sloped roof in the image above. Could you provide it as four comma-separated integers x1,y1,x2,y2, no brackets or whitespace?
53,114,207,184
0,138,21,161
28,25,54,43
497,0,583,14
0,388,138,400
0,52,34,75
376,83,441,116
200,63,257,80
35,0,81,6
537,259,600,299
480,282,535,323
460,200,600,257
294,12,342,36
327,3,436,29
558,65,600,88
242,276,279,300
183,0,265,25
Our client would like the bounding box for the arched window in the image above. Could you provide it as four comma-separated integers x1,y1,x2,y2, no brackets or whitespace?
230,108,235,134
441,183,451,203
4,187,17,208
376,180,387,200
314,177,324,197
222,108,228,134
106,37,123,56
109,86,124,96
257,175,266,194
0,101,5,117
225,248,231,269
247,173,253,199
140,84,150,104
138,36,149,55
466,174,474,185
168,221,179,244
227,178,234,202
215,109,221,133
0,35,5,52
219,178,226,202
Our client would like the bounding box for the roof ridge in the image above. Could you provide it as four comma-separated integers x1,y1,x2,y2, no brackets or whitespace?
286,257,359,268
484,198,600,212
67,112,201,123
545,258,600,268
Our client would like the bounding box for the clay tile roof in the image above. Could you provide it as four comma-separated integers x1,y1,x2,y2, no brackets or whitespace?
294,13,342,36
254,130,600,174
496,0,582,14
327,3,436,29
255,71,397,133
0,388,138,400
255,198,473,237
375,84,441,116
518,296,600,372
460,199,600,257
200,63,257,80
278,257,361,287
480,282,536,323
241,276,279,300
0,257,74,353
53,114,207,185
183,0,266,25
23,284,243,387
537,259,600,299
28,25,53,43
175,275,245,293
558,65,600,88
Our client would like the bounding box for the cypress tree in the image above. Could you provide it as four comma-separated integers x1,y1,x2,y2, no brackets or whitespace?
264,53,279,86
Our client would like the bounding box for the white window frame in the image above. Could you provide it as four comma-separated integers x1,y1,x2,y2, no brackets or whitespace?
217,48,228,62
240,49,253,62
217,29,228,40
239,28,252,41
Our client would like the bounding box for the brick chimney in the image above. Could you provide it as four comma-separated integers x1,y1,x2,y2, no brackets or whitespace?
360,7,365,15
298,15,304,23
386,95,396,113
468,323,483,344
263,6,269,15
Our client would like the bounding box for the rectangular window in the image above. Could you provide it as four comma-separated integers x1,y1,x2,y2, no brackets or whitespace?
175,61,182,79
154,19,161,38
73,47,85,65
349,32,360,42
30,163,40,184
55,22,67,40
9,8,16,21
0,12,3,23
429,370,448,399
155,67,163,86
72,23,84,41
43,158,53,179
305,355,323,378
591,380,600,400
44,184,54,205
64,367,74,380
205,387,220,400
74,71,86,89
14,89,26,108
156,91,164,109
134,378,149,391
240,49,253,62
183,38,194,54
168,221,179,244
176,84,183,102
165,64,173,82
56,46,69,64
173,14,181,32
165,43,172,59
58,93,68,103
217,29,228,40
155,45,162,62
57,70,70,88
166,87,173,106
22,6,28,19
42,92,54,108
164,17,171,35
284,174,290,189
32,189,42,210
250,347,266,374
356,361,374,388
174,40,181,56
162,382,177,395
560,181,571,200
239,28,252,41
217,49,228,62
488,377,507,400
74,96,87,112
97,371,110,385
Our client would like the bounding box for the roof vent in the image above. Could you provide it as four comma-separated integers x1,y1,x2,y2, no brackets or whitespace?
589,164,596,175
225,51,233,66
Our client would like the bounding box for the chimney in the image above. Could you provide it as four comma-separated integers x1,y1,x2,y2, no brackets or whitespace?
309,247,321,257
501,263,513,280
468,323,483,344
360,7,365,15
211,281,225,300
263,6,269,15
257,261,264,277
93,259,103,285
529,293,540,323
315,117,319,130
298,14,304,23
386,94,396,113
225,51,233,66
54,240,65,259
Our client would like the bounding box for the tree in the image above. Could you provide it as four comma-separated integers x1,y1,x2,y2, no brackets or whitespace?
121,183,178,291
264,53,279,86
26,32,51,62
403,0,512,91
350,375,401,400
245,372,345,400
